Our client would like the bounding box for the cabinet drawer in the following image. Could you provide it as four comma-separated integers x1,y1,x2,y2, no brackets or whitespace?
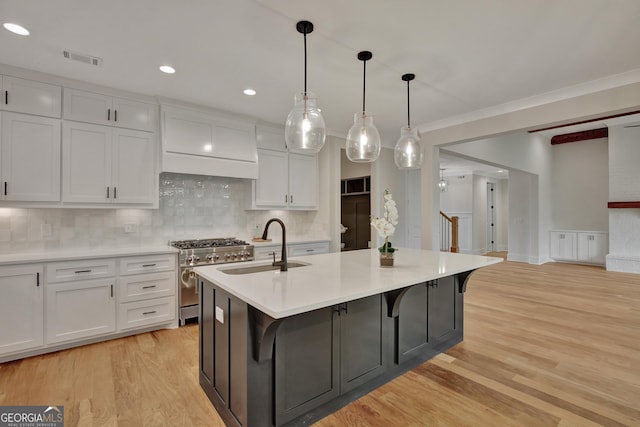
46,259,116,283
119,271,176,303
120,254,176,275
118,296,176,331
289,242,330,257
254,246,280,261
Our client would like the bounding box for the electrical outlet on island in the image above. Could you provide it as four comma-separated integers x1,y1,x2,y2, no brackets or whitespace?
124,223,137,233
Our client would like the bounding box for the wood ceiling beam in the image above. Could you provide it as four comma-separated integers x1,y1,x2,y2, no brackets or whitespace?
550,127,608,145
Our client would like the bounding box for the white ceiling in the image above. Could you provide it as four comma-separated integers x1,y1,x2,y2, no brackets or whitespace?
1,0,640,145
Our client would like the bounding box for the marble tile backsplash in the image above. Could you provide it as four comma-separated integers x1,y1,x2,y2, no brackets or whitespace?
0,173,328,254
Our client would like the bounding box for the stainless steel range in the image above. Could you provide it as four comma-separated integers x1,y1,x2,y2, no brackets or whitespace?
171,237,254,325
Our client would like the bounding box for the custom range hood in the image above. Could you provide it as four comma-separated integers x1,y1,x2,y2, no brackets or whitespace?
161,102,258,179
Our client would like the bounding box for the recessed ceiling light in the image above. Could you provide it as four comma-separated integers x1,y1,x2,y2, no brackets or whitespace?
159,65,176,74
3,22,30,36
243,89,256,96
497,170,505,173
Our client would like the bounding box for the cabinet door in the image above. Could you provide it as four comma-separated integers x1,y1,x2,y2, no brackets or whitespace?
111,128,156,204
0,265,43,355
63,88,113,126
428,276,459,345
1,113,61,201
2,76,61,118
288,153,318,209
62,121,111,203
255,149,288,207
340,295,385,392
275,306,339,426
396,283,429,363
550,231,577,261
112,97,156,131
46,279,116,344
577,233,608,264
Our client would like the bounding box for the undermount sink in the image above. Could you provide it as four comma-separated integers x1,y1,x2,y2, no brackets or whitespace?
220,261,310,275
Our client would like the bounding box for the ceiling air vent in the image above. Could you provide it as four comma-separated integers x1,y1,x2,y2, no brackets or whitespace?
63,50,102,67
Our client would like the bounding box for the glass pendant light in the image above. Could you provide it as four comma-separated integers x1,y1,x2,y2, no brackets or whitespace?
285,20,326,153
394,73,423,169
438,169,448,192
346,51,381,163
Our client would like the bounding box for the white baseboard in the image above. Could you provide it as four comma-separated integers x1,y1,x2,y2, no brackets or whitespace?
507,253,529,263
606,254,640,274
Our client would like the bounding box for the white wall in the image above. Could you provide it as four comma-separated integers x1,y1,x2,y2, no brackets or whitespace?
340,149,372,179
551,138,609,230
371,147,407,249
607,125,640,273
496,178,509,251
472,174,487,254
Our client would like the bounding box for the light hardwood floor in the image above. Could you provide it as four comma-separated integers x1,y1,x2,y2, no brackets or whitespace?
1,260,639,426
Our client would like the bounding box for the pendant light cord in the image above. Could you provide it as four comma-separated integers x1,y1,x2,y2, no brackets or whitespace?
303,31,308,95
362,59,367,113
406,79,411,128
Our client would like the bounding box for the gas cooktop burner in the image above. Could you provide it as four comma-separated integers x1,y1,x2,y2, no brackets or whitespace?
171,238,251,250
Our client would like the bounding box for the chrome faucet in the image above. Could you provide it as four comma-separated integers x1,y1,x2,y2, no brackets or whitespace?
262,218,288,271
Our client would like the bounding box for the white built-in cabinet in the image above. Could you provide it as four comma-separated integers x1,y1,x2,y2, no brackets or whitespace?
577,232,608,265
2,75,62,118
247,125,318,210
0,252,177,362
62,121,155,204
0,265,43,355
1,112,61,201
549,230,608,265
63,88,156,132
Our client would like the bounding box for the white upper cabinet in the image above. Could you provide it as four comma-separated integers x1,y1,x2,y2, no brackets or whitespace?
64,88,156,132
1,112,61,202
2,76,62,118
288,153,318,209
62,121,155,205
248,125,318,210
111,128,156,204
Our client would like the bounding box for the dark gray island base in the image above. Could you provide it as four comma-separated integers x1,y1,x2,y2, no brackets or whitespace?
198,270,475,427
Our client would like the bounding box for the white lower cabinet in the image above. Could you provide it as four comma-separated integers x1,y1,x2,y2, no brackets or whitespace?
46,278,116,344
117,296,176,331
549,230,608,265
0,252,177,362
0,265,43,355
117,254,177,331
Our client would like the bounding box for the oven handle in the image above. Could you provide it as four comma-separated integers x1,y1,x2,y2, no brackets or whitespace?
181,268,197,289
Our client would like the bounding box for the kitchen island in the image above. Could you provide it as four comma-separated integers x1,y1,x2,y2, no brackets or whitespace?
195,248,502,427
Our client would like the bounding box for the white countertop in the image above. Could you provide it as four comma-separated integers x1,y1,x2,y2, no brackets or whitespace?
195,248,502,319
0,246,179,265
